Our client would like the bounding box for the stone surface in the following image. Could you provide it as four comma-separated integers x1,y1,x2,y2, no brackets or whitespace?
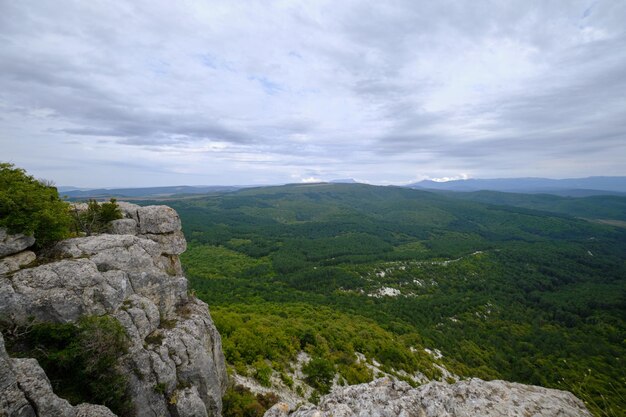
0,251,36,275
117,203,181,234
140,231,187,255
173,387,210,417
108,218,137,235
0,229,35,258
274,377,592,417
0,204,227,417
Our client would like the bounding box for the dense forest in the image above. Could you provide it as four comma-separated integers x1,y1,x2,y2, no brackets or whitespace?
146,183,625,416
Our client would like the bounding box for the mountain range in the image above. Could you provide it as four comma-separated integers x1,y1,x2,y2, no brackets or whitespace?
407,176,626,196
60,176,626,200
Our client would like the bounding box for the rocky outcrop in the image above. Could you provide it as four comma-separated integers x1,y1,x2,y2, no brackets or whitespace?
266,377,592,417
0,228,36,276
0,229,35,258
0,203,227,417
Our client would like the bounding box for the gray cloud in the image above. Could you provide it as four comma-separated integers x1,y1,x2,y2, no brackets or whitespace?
1,0,625,186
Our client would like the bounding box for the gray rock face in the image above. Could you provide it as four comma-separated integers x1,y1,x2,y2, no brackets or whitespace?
0,229,35,258
117,203,182,235
0,204,227,417
0,251,36,275
269,377,592,417
108,218,138,235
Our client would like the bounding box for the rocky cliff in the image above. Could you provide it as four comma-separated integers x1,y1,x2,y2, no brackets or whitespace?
265,377,593,417
0,203,227,417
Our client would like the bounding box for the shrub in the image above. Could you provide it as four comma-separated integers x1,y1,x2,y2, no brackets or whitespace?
303,356,335,394
71,198,122,236
222,385,278,417
253,359,273,387
2,315,133,416
0,163,72,247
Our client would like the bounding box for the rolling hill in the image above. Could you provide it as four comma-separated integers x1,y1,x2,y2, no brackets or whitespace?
137,183,625,416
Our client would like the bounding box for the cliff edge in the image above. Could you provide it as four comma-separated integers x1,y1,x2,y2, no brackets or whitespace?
0,202,227,417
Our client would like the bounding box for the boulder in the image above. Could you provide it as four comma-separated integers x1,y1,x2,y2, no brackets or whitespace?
141,231,187,255
117,203,181,234
108,218,137,235
0,229,35,258
0,251,36,275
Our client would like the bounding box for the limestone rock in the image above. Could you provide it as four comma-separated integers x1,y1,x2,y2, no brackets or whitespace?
0,203,227,417
0,258,129,323
277,377,592,417
0,229,35,258
141,231,187,255
108,218,137,235
74,404,118,417
173,387,209,417
117,203,181,234
0,333,36,417
265,402,291,417
0,251,36,275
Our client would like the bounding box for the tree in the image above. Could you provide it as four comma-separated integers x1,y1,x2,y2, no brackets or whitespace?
303,356,335,394
0,163,71,247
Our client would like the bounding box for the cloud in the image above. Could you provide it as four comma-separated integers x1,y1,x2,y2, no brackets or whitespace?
1,0,625,186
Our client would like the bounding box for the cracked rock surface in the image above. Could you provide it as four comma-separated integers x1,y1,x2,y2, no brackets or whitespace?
266,377,592,417
0,203,227,417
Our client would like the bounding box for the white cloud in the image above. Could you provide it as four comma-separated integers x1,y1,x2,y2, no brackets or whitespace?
1,0,625,186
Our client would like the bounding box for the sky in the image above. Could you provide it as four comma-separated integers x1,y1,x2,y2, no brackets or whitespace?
1,0,625,187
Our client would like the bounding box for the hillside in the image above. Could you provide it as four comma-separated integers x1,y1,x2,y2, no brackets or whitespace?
148,183,626,416
407,176,626,196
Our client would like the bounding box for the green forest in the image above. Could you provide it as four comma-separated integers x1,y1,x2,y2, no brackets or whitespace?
149,183,625,416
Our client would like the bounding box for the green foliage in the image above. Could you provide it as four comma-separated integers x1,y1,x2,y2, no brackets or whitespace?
159,183,626,416
71,198,122,235
181,243,272,279
303,356,335,394
2,315,132,416
222,385,279,417
153,382,167,394
253,359,273,387
210,302,437,387
0,162,71,247
280,372,294,388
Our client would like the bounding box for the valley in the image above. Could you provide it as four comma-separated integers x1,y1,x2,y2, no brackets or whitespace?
144,183,626,416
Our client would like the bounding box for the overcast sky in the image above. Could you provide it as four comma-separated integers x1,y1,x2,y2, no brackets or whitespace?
1,1,625,187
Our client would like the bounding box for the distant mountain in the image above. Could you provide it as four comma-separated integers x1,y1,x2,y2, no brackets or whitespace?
61,185,241,199
57,186,93,192
406,176,626,196
329,178,358,184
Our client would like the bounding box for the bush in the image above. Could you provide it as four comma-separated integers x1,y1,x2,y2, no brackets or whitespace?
71,198,122,236
2,315,133,416
222,385,278,417
253,359,273,387
303,356,335,394
0,163,71,247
